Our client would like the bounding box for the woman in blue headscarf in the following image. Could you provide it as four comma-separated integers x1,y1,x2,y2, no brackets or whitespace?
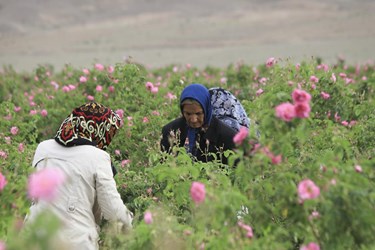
160,83,237,164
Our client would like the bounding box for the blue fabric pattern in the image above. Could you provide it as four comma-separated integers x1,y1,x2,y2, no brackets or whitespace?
209,87,250,132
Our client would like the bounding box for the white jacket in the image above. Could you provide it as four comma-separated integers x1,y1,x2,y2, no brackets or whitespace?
25,139,133,250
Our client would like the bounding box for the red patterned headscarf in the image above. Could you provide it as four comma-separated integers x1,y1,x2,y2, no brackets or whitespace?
55,102,121,150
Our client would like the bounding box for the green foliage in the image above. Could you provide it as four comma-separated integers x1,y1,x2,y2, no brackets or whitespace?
0,58,374,249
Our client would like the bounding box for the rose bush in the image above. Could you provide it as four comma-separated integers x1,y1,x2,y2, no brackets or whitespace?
0,58,374,249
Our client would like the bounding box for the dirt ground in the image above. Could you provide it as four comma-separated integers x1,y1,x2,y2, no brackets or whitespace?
1,0,374,72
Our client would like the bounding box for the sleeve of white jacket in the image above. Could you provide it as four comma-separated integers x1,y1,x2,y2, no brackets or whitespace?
95,153,133,229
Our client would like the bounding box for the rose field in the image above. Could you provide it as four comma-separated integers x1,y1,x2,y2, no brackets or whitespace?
0,57,374,250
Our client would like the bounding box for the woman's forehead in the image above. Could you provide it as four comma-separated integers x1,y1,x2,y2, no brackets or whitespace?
182,103,203,112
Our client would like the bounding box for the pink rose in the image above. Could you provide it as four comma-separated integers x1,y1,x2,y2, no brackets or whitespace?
144,211,153,224
10,126,19,135
94,63,104,71
28,168,66,201
294,102,311,118
320,92,330,100
266,57,276,68
292,89,311,103
300,242,320,250
79,76,87,83
256,88,264,96
354,165,362,173
298,179,320,201
96,85,103,92
18,143,25,152
233,126,249,145
40,109,48,117
275,102,296,122
309,76,319,83
0,172,7,191
145,82,154,90
190,181,206,205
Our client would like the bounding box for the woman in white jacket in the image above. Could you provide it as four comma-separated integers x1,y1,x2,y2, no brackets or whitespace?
25,102,133,250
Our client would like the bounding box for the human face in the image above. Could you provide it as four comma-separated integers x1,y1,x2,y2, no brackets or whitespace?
182,103,205,128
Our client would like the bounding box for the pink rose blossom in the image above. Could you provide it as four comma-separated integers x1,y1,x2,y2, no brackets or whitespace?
294,102,311,118
0,151,8,159
14,106,22,112
107,65,114,73
256,88,264,96
220,77,227,84
145,82,154,90
259,77,267,84
62,86,70,92
10,126,19,135
330,179,337,185
18,143,25,152
190,181,206,205
237,221,253,238
108,86,115,93
50,81,59,90
79,76,87,83
96,85,103,92
339,72,347,79
275,102,296,122
331,73,337,83
94,63,104,71
28,168,66,201
151,86,159,94
0,240,5,250
115,150,121,156
40,109,48,117
292,89,311,103
121,159,131,167
341,121,349,126
320,92,330,100
298,179,320,201
4,137,11,144
0,172,7,191
266,57,276,68
87,95,95,101
308,211,320,221
345,78,354,84
309,76,319,83
82,68,90,75
300,242,320,250
233,127,249,145
143,117,149,123
271,154,282,165
152,110,160,116
349,120,357,127
30,110,38,115
144,211,153,224
115,109,124,119
295,63,300,70
166,92,177,100
317,64,329,71
334,112,341,122
354,165,362,173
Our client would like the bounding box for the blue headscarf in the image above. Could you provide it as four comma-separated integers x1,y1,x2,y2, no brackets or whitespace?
180,83,213,154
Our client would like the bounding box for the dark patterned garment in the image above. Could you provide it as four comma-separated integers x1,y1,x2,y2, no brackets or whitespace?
209,87,250,132
55,102,121,150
